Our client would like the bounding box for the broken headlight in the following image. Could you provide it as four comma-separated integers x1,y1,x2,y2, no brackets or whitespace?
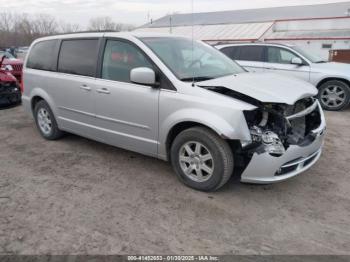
242,126,286,156
261,131,286,156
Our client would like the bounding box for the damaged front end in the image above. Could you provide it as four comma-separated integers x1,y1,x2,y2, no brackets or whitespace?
0,81,22,107
198,76,325,183
240,97,326,183
242,97,322,156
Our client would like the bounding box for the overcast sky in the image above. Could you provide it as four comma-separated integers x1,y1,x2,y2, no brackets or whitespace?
1,0,349,27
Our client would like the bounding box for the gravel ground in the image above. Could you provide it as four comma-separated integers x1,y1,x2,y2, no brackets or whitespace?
0,105,349,255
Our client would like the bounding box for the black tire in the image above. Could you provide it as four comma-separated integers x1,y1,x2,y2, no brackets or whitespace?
170,127,234,192
317,80,350,111
34,100,64,140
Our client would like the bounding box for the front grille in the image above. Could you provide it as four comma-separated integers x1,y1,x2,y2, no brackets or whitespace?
285,98,321,144
12,64,23,72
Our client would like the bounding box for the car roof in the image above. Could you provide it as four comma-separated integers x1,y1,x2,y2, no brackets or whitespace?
215,42,296,49
32,32,187,43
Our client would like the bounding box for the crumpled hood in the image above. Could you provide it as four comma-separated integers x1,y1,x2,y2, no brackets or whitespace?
197,72,318,105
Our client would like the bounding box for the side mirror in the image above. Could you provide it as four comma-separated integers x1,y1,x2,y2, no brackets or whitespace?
130,67,156,86
291,57,303,66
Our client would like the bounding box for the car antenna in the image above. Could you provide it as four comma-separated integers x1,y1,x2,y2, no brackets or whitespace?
191,0,195,87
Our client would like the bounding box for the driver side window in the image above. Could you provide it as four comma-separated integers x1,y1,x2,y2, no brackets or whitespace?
267,47,299,64
102,40,153,83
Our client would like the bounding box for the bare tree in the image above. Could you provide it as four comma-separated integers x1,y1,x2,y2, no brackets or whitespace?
0,13,135,48
88,16,134,32
33,14,58,35
88,16,117,31
59,22,81,33
0,13,14,32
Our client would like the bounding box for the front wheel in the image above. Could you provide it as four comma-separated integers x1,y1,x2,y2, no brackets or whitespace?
317,80,350,111
170,127,234,192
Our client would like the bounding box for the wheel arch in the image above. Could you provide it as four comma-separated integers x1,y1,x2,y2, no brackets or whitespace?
317,77,350,89
163,121,243,162
158,108,251,161
28,88,58,117
31,96,44,113
165,121,207,161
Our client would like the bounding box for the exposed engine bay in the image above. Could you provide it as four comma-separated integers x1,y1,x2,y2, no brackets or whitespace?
200,86,322,157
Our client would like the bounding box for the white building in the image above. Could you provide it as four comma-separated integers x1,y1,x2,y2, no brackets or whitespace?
135,2,350,60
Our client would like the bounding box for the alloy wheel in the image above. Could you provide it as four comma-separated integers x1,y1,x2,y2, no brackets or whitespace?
37,108,52,135
179,141,214,183
320,85,346,109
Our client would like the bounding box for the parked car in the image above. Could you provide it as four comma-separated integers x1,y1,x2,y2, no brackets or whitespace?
0,55,21,107
0,50,23,83
16,47,30,60
22,33,326,191
216,43,350,111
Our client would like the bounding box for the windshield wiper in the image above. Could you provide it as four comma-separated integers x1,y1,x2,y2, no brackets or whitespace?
180,76,215,82
315,60,327,63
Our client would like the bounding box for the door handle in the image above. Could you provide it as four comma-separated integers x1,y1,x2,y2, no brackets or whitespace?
80,84,92,91
97,88,110,94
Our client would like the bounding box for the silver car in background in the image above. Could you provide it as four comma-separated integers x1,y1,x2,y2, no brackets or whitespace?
22,33,326,191
216,43,350,111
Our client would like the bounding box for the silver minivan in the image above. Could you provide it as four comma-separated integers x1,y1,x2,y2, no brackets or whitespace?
23,33,326,191
216,43,350,111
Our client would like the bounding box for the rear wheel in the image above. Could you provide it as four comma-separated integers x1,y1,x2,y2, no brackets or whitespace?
317,80,350,111
170,127,234,192
34,100,64,140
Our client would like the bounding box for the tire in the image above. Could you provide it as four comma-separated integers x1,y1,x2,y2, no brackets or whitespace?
170,127,234,192
317,80,350,111
34,100,64,140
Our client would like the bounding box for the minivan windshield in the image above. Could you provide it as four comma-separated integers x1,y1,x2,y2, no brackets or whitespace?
140,37,245,82
291,46,326,63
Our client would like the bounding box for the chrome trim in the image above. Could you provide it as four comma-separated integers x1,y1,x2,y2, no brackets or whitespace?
58,106,95,117
58,106,150,130
281,150,320,168
95,114,150,130
311,101,327,136
286,100,318,121
80,85,92,91
59,117,158,145
96,88,110,94
241,149,322,184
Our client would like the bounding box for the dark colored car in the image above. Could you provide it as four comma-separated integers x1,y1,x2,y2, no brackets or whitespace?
0,51,23,83
0,56,21,107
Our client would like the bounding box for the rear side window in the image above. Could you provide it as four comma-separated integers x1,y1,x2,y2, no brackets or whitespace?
267,47,300,64
237,46,265,62
220,46,240,60
58,39,99,77
27,40,58,71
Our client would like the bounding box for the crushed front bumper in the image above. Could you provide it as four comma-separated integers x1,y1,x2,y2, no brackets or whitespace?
0,84,22,107
241,101,326,184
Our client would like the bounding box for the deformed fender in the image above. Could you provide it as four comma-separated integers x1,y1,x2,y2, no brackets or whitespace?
158,108,251,160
